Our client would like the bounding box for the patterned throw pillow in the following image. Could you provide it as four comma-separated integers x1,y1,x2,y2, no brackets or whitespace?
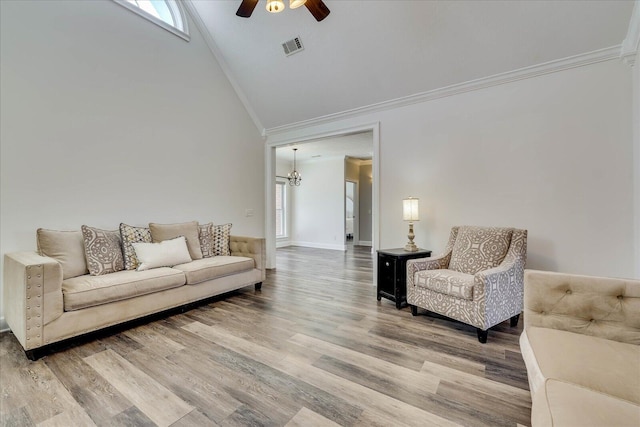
120,223,152,270
81,226,124,276
212,223,232,256
199,222,214,258
449,226,513,275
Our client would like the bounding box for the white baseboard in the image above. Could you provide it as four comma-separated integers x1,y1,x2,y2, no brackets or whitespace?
276,240,291,248
358,240,372,246
0,317,8,333
290,241,347,251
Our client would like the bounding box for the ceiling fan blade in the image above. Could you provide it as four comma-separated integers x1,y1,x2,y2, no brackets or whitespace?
304,0,330,22
236,0,259,18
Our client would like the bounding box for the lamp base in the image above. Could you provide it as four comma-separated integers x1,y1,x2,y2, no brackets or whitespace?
405,222,418,252
404,242,418,252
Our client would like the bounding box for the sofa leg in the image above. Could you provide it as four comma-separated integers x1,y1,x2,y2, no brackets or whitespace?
25,349,41,361
476,329,488,344
254,282,262,291
410,305,418,316
510,314,520,327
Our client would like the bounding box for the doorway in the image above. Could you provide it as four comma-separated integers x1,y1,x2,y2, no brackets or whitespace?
265,122,380,271
345,180,357,245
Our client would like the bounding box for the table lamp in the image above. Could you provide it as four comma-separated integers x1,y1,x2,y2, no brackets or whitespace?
403,197,419,252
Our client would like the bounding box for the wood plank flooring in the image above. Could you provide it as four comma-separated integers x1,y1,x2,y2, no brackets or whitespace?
0,246,532,426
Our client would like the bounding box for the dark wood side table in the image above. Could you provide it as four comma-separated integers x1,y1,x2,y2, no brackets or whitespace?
377,248,432,309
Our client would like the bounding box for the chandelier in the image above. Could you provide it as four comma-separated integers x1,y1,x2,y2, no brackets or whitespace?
288,148,302,186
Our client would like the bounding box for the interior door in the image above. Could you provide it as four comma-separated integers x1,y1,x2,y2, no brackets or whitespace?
345,181,357,244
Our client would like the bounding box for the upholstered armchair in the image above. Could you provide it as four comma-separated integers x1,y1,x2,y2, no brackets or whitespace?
407,226,527,343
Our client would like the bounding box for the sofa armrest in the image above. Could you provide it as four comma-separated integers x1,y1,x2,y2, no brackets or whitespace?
3,252,64,350
229,236,266,281
523,270,640,345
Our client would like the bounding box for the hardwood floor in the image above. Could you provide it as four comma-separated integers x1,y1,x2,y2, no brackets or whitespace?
0,246,532,426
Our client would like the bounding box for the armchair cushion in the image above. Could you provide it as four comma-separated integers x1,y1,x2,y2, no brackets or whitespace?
449,226,513,275
415,269,474,300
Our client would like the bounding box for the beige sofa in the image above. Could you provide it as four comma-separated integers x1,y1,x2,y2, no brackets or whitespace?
3,234,265,360
520,270,640,426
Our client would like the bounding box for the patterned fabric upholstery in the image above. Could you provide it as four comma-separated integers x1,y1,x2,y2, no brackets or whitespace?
120,223,152,271
449,226,513,275
199,223,214,258
212,223,232,256
407,226,527,331
81,226,124,276
415,269,474,300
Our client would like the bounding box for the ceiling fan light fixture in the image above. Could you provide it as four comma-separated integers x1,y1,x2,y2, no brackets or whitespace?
289,0,306,9
266,0,285,13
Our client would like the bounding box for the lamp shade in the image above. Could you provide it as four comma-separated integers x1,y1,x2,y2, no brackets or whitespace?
403,198,419,221
290,0,307,8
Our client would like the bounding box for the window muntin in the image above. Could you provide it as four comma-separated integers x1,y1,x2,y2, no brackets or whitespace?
276,181,287,238
114,0,190,41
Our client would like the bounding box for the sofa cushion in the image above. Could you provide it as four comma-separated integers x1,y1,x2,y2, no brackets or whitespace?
521,327,640,405
62,267,186,311
120,223,152,271
173,256,254,285
449,226,513,275
199,223,214,258
37,229,89,279
150,221,203,260
414,269,474,300
81,226,124,276
532,378,640,427
132,236,192,271
212,223,232,256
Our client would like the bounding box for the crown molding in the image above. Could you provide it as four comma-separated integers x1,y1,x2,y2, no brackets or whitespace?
621,0,640,66
264,46,622,138
181,0,265,134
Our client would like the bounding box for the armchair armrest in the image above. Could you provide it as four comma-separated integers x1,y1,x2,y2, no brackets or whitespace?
524,270,640,345
470,229,527,327
229,236,266,281
406,251,451,289
407,226,461,286
3,252,64,350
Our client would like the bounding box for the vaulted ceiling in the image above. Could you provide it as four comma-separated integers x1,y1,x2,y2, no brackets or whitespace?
189,1,635,132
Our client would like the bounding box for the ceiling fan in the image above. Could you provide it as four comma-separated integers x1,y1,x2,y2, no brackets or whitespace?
236,0,330,22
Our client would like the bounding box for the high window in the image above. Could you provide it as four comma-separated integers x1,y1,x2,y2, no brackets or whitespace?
114,0,190,41
275,181,287,238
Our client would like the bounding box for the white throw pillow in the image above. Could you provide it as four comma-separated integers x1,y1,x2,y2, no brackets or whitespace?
132,236,192,271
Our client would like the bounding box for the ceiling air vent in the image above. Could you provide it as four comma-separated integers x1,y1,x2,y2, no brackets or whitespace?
282,37,304,56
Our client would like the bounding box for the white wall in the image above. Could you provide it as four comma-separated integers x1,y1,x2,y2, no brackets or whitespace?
268,59,636,278
0,1,265,328
359,163,373,243
292,157,345,250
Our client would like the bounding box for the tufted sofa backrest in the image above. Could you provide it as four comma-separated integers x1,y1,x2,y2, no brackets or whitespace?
524,270,640,345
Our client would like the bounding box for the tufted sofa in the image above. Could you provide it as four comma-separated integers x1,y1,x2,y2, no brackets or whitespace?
3,233,265,360
520,270,640,426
